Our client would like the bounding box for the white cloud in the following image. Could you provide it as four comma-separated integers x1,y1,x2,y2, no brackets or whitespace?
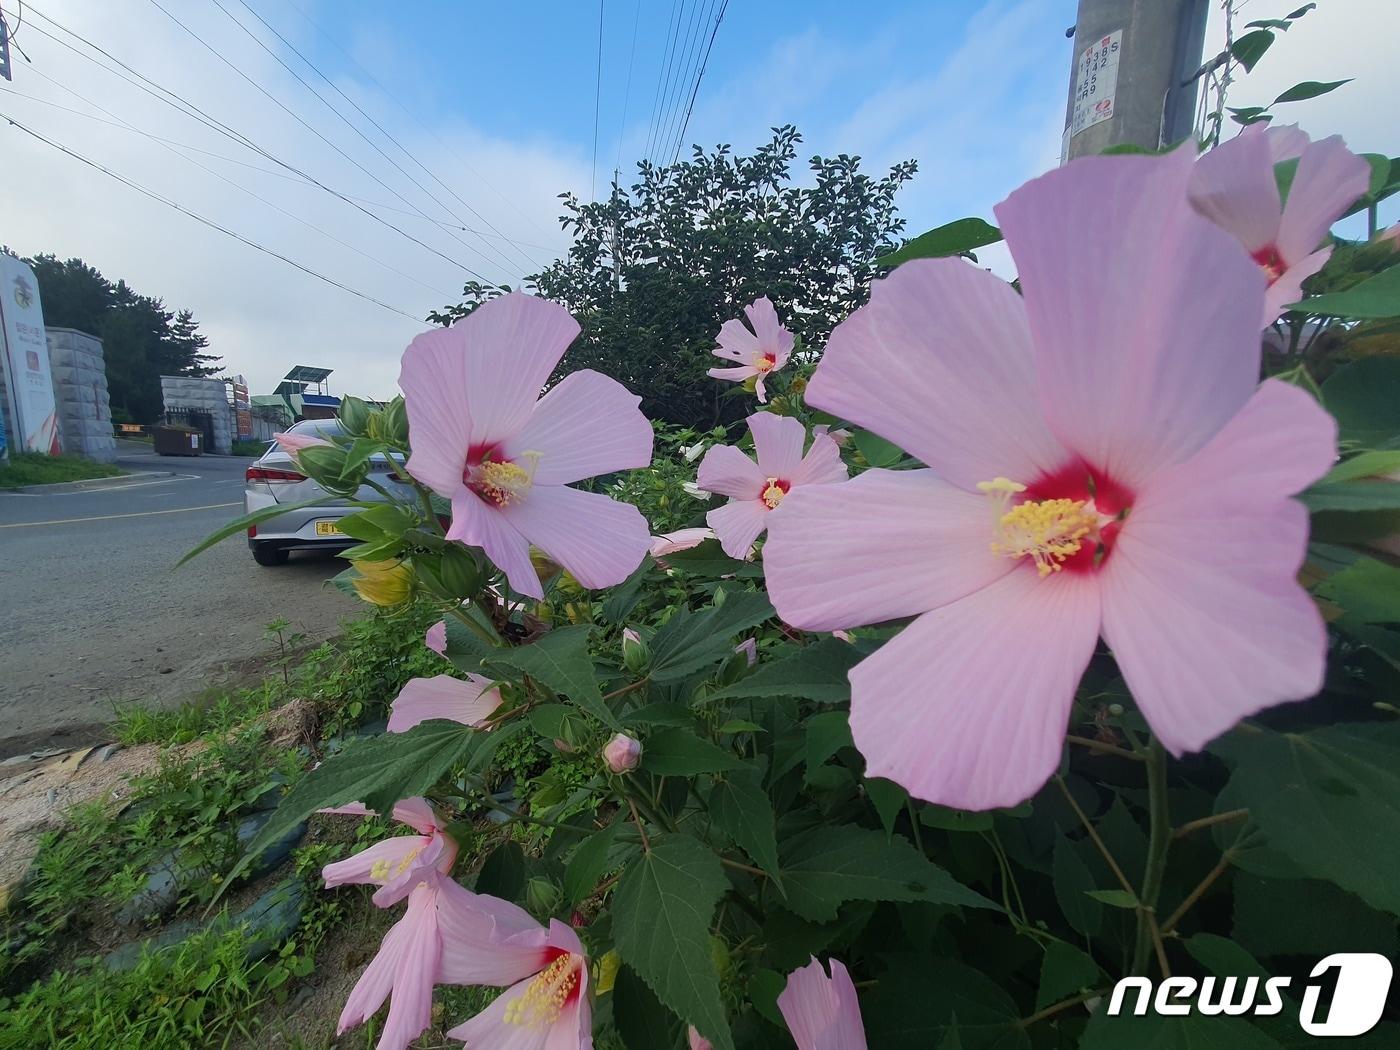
1,0,583,401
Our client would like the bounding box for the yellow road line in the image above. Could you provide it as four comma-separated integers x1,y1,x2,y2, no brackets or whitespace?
0,501,242,529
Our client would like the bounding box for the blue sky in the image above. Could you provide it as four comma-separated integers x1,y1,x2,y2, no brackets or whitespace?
0,0,1393,397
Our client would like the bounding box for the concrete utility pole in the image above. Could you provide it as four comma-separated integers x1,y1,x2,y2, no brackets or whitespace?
1062,0,1210,163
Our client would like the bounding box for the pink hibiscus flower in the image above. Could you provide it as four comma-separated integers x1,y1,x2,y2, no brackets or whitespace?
1189,126,1369,326
777,956,868,1050
696,412,846,558
399,292,654,600
707,297,795,403
388,674,502,733
336,871,496,1050
322,797,457,907
441,898,592,1049
425,620,448,655
764,147,1337,810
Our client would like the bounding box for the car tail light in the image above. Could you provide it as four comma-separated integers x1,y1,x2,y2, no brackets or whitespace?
246,466,307,482
248,524,258,538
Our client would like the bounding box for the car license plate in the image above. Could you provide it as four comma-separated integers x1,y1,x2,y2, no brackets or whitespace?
315,520,342,536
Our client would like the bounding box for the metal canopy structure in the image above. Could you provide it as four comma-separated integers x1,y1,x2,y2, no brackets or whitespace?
280,366,333,396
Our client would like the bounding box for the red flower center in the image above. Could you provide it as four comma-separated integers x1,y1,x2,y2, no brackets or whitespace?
978,463,1134,576
1251,244,1286,284
753,351,777,373
463,444,537,507
760,477,791,509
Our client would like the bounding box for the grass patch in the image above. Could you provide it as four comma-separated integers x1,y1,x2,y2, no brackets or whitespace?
230,439,268,457
0,452,125,490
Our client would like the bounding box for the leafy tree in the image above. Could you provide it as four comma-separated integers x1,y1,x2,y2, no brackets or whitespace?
23,254,221,423
434,127,916,427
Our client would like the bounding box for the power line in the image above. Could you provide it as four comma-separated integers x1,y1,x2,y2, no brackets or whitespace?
205,0,529,277
669,0,727,167
641,0,685,168
17,6,496,283
1,112,426,323
590,0,603,202
5,69,457,300
283,0,559,246
655,0,709,168
612,0,642,185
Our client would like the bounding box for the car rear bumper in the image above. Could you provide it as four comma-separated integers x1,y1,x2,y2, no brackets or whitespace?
247,504,361,550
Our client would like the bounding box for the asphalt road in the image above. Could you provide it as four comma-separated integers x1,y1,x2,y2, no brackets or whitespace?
0,442,359,757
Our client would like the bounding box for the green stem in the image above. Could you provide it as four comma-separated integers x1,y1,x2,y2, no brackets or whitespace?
1133,737,1171,975
445,601,502,649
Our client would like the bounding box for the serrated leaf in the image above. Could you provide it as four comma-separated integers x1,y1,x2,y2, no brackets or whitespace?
613,836,733,1050
778,825,995,921
484,625,619,730
614,964,685,1050
710,770,782,886
443,608,503,667
565,819,624,905
1299,266,1400,321
864,957,1027,1050
475,841,526,901
601,558,653,625
1053,838,1103,936
866,777,909,839
1224,723,1400,917
649,592,774,682
876,217,1002,268
708,637,861,702
219,720,514,901
1035,940,1102,1011
643,728,743,775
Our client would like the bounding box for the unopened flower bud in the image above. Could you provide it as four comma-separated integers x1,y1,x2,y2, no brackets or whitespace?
525,877,561,916
688,1027,714,1050
553,738,575,754
734,638,757,667
603,732,642,773
621,628,650,674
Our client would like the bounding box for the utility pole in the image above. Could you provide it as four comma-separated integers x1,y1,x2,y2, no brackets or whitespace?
1062,0,1209,163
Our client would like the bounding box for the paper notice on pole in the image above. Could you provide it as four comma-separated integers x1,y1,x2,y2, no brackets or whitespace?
1071,30,1122,138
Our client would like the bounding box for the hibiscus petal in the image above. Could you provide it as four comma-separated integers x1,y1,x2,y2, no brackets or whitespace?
449,487,540,599
749,411,807,479
1188,128,1282,254
1268,246,1331,322
501,370,653,485
746,296,795,359
707,363,761,382
388,674,502,733
1101,381,1334,756
805,257,1069,491
714,317,760,360
828,958,868,1050
436,879,552,987
500,485,651,591
1276,135,1371,264
790,432,847,487
377,886,441,1050
322,836,424,891
390,797,442,835
338,902,412,1034
706,498,771,558
696,443,767,499
998,146,1265,487
778,956,868,1050
425,620,447,656
849,568,1102,810
764,468,1011,632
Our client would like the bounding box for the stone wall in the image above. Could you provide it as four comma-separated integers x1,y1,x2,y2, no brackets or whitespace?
160,375,231,454
47,327,116,463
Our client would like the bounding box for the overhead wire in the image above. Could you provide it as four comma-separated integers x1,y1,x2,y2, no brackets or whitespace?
2,113,426,323
641,0,685,168
669,0,727,166
590,0,603,202
655,0,709,168
612,0,642,186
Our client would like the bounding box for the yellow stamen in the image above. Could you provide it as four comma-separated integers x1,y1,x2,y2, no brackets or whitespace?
753,352,776,373
761,478,787,509
369,840,427,883
472,451,541,506
503,953,578,1027
978,477,1097,577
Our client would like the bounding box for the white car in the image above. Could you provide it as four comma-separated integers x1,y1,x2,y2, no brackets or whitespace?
244,419,414,566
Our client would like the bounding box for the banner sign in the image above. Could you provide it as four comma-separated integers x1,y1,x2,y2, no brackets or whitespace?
0,254,61,454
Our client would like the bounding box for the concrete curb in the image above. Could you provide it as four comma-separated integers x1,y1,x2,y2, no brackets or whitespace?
5,470,179,495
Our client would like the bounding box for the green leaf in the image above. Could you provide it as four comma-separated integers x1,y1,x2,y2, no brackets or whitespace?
601,559,654,624
778,825,995,921
178,497,348,566
565,819,629,906
1231,872,1399,957
747,968,786,1029
1319,449,1400,484
708,637,861,702
642,728,742,775
1053,837,1103,936
852,428,905,468
1085,888,1138,908
876,218,1002,268
475,841,526,901
614,964,685,1050
1080,1013,1285,1050
339,436,384,478
1321,356,1400,446
1297,265,1400,320
653,539,760,579
1224,723,1400,917
649,592,774,682
1315,557,1400,625
443,607,504,666
1273,78,1350,104
1035,941,1102,1011
864,957,1027,1050
613,836,733,1050
1301,480,1400,513
866,777,910,839
710,770,783,886
221,720,515,899
918,805,994,833
1230,29,1275,73
804,710,853,781
1184,933,1268,979
484,625,619,730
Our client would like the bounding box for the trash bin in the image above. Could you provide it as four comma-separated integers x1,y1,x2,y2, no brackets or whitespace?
153,425,204,456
